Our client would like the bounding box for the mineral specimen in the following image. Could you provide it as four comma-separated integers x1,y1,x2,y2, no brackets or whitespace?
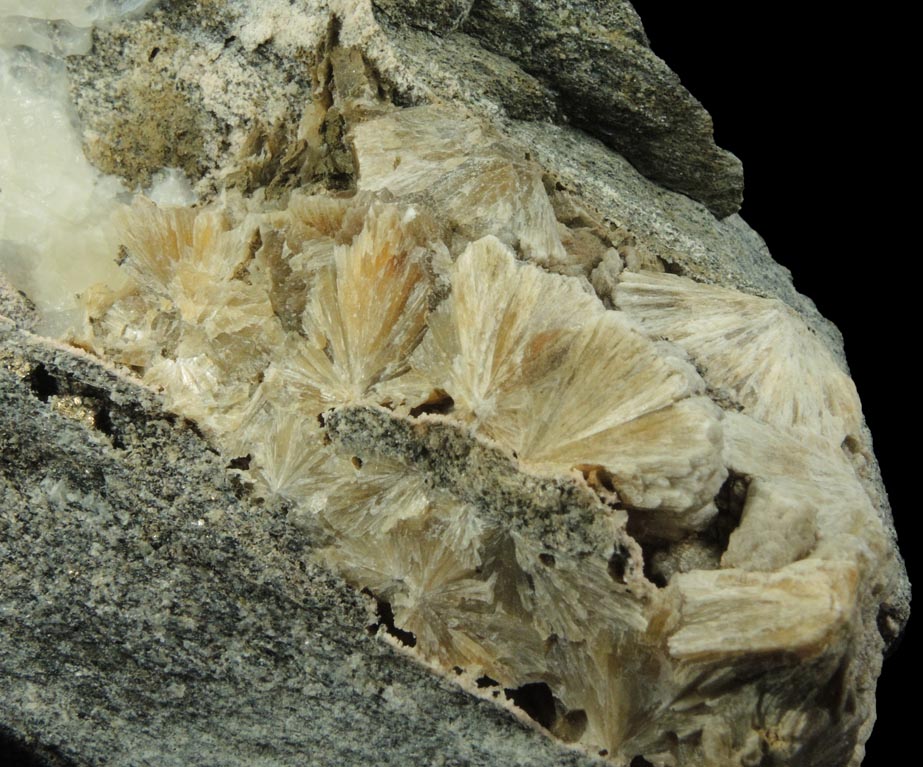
0,2,909,766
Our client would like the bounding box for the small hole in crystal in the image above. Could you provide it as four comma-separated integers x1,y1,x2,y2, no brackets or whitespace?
227,455,251,470
608,544,629,583
365,594,417,647
409,389,455,417
504,681,557,730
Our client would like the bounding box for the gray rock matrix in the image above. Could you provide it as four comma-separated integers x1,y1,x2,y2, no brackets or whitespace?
0,317,599,767
375,0,744,218
0,2,909,766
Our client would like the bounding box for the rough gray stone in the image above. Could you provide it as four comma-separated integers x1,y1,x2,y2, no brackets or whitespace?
374,0,744,218
0,277,35,333
373,0,475,35
500,118,849,366
0,321,602,767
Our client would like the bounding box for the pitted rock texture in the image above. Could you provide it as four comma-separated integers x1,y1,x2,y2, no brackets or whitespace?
0,322,601,767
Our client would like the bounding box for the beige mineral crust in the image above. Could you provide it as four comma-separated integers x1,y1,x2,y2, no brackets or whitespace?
0,3,907,766
68,104,900,764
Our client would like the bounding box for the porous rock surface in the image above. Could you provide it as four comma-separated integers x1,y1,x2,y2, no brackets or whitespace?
0,2,910,767
0,318,599,767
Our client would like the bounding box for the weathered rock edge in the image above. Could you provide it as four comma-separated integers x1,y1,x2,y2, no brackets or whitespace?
372,0,745,218
0,318,603,767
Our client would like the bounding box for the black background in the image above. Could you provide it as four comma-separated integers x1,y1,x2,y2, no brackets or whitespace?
630,1,912,764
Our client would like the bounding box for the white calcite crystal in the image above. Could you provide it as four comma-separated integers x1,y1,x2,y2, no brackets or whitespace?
0,3,908,766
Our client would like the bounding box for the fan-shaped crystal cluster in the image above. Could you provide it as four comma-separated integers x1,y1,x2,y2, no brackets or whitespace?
73,102,895,766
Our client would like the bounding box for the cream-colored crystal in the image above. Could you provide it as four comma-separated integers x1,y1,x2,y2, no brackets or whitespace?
414,237,726,520
68,182,891,765
291,202,433,407
668,559,858,662
326,513,496,667
353,106,568,265
615,270,863,444
722,412,888,567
